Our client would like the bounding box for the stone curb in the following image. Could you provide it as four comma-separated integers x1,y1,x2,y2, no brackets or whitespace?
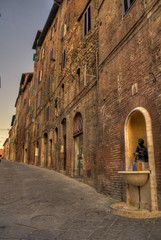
111,202,161,219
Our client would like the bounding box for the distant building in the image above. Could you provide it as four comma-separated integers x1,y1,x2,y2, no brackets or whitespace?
16,73,33,163
0,148,3,158
3,138,9,160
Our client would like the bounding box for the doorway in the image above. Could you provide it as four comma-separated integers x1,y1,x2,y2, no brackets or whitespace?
74,133,83,177
73,112,83,177
64,135,66,170
62,118,67,171
24,148,27,164
43,133,48,167
35,141,39,166
49,139,52,168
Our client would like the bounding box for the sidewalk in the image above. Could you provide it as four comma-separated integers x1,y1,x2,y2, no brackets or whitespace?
0,159,161,240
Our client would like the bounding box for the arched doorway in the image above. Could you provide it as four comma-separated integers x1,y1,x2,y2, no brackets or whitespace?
124,107,158,211
73,113,83,177
35,141,39,166
24,148,28,164
61,118,67,171
43,133,48,167
54,128,59,170
49,138,53,168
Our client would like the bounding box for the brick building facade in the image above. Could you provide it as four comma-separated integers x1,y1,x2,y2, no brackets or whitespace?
98,0,161,209
15,73,33,163
10,0,99,187
6,0,161,209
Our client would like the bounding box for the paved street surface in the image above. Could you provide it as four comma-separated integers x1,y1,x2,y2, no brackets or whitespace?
0,160,161,240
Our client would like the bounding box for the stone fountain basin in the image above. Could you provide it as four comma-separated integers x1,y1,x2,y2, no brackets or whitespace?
118,171,150,187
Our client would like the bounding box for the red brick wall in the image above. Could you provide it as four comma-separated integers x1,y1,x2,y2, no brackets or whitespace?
98,0,161,202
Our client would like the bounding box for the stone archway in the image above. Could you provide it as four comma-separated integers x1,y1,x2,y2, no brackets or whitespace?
124,107,158,211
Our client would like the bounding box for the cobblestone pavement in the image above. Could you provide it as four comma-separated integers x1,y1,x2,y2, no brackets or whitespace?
0,160,161,240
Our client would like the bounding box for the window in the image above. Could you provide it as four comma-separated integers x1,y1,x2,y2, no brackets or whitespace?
46,106,50,121
84,5,91,36
24,98,26,106
35,77,37,89
54,18,57,32
32,101,35,112
47,76,50,94
41,49,43,60
50,27,53,40
55,128,58,143
38,71,40,83
61,24,64,40
50,48,53,64
31,84,34,96
41,44,45,60
38,69,42,83
122,0,136,14
66,13,69,30
61,49,66,70
37,91,41,108
55,98,57,108
77,68,81,93
37,122,40,135
61,84,64,101
55,98,58,117
30,105,32,115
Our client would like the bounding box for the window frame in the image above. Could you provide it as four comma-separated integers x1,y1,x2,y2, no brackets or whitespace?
50,48,53,65
84,5,92,36
31,84,34,96
61,24,64,40
46,106,50,121
35,77,37,89
38,70,42,83
37,91,41,109
47,75,50,94
50,27,53,40
54,18,57,32
61,49,66,70
122,0,136,15
66,13,69,31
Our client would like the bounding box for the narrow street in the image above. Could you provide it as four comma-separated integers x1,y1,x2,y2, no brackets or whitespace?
0,160,161,240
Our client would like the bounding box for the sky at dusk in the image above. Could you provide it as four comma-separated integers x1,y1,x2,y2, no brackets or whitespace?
0,0,54,148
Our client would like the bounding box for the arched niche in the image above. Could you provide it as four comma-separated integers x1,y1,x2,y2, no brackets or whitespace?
124,107,158,211
127,111,147,167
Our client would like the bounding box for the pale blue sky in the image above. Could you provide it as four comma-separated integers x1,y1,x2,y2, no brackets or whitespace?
0,0,53,148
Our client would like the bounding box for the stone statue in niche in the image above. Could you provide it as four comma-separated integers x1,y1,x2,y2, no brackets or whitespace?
134,138,148,162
